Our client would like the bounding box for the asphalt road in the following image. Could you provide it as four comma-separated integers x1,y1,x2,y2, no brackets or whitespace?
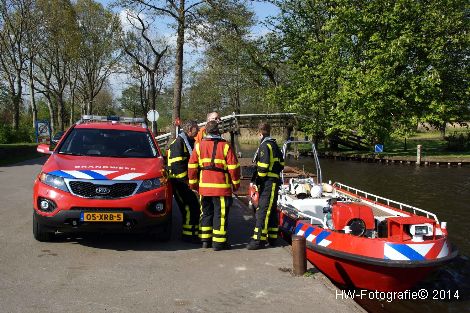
0,157,364,313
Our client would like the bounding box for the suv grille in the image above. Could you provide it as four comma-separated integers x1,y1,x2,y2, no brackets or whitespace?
69,181,138,199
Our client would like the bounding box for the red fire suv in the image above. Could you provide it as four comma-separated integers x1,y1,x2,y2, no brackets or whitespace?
33,115,172,241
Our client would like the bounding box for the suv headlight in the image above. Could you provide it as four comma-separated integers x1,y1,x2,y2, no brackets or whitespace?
39,172,69,192
137,178,165,193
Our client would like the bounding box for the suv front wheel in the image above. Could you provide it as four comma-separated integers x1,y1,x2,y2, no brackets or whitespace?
33,212,54,242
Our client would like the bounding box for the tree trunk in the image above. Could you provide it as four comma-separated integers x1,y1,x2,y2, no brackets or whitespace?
171,0,185,138
29,66,37,129
45,95,56,135
57,95,65,132
12,71,22,131
440,123,446,139
149,73,157,134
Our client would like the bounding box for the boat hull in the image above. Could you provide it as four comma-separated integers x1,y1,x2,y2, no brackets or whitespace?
281,213,457,291
305,242,456,291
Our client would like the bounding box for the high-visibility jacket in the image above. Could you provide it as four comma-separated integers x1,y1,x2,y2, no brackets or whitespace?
167,133,195,180
255,137,285,180
194,126,206,144
188,135,240,196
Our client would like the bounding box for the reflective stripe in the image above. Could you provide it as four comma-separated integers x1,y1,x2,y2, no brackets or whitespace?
267,172,280,178
227,164,239,170
213,229,226,235
232,179,240,185
258,172,267,177
199,182,231,188
200,226,212,231
268,227,278,232
269,234,278,239
170,171,187,179
219,196,226,237
267,144,274,171
183,225,198,230
189,179,198,184
213,237,227,243
262,183,276,238
199,233,213,239
223,144,229,157
188,163,199,168
200,158,226,165
257,162,269,168
168,156,185,165
253,234,267,240
182,230,193,235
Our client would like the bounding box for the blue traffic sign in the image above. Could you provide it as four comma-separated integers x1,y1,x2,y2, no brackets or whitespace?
375,144,383,153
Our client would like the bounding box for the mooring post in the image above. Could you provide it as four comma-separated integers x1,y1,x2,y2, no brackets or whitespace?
292,235,307,276
416,145,422,165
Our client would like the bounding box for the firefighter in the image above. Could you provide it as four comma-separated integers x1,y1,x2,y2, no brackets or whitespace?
167,120,200,243
195,111,220,144
188,121,241,251
247,122,285,250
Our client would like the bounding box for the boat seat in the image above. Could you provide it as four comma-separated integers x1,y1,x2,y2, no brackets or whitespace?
286,197,330,223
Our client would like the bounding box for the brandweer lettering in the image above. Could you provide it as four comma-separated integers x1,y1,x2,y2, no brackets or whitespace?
74,165,137,171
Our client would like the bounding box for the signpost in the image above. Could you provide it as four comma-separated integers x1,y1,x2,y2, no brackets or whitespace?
35,120,51,144
146,110,159,134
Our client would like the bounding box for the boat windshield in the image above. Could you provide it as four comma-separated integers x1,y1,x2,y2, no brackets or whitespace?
57,128,159,158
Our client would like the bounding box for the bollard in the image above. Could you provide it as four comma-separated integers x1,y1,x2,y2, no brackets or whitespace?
416,145,422,165
292,235,307,276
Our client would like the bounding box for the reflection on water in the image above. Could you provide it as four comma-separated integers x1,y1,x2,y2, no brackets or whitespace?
241,143,470,313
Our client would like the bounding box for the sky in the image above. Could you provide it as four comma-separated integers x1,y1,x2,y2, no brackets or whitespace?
98,0,280,97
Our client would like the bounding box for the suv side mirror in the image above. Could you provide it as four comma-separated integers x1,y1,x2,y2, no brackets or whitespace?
37,144,52,155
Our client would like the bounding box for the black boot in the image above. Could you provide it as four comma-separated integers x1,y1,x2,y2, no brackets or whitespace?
182,236,200,244
213,242,231,251
202,241,212,249
246,239,265,250
267,238,278,247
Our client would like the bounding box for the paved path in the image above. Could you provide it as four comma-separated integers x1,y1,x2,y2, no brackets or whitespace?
0,157,364,313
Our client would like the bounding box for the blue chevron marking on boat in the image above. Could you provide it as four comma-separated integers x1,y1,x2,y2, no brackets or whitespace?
315,230,331,245
295,223,304,234
387,243,426,261
48,170,75,179
304,227,315,238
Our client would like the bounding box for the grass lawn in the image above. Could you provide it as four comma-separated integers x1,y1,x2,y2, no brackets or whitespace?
317,130,470,160
0,143,43,166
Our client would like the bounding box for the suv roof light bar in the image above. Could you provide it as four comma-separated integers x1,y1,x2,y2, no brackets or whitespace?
78,115,146,126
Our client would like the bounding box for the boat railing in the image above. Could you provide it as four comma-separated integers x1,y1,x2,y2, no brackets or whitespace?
334,182,439,223
281,140,322,185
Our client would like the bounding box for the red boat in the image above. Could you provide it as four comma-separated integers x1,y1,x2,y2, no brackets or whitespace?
250,140,458,292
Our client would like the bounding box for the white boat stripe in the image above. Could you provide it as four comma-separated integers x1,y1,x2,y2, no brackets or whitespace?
407,243,434,256
112,173,146,180
296,230,305,236
306,234,316,242
63,170,93,179
318,239,331,247
437,241,449,259
384,244,410,260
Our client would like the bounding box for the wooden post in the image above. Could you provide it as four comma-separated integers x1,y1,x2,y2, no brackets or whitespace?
292,235,307,276
416,145,422,165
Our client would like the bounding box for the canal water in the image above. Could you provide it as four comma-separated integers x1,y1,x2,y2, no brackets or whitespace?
240,144,470,313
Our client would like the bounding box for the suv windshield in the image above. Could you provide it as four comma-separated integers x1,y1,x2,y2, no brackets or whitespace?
58,128,159,158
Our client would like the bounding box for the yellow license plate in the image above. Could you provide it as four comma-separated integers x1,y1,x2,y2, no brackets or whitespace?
81,212,123,222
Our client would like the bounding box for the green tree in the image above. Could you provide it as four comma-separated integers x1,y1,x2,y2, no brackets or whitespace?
271,0,469,143
0,0,34,130
74,0,122,115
